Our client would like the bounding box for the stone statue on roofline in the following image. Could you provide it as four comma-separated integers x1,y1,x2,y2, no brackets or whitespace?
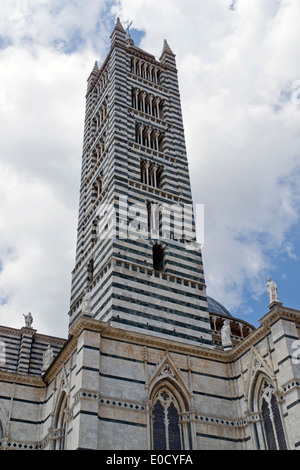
42,344,54,372
23,312,33,328
221,319,232,350
266,277,279,304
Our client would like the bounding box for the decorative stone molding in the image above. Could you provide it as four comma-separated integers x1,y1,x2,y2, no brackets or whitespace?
73,389,100,404
229,305,300,362
2,440,38,450
242,346,276,405
0,369,44,387
195,414,248,428
246,411,263,424
99,397,146,412
281,379,300,396
148,352,192,398
260,305,300,329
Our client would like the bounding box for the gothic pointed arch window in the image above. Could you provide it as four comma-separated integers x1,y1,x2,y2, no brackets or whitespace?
53,391,68,450
252,375,287,450
152,387,183,450
260,383,287,450
0,403,7,448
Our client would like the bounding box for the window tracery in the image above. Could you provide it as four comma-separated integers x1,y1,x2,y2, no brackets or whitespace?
152,388,182,450
252,376,287,450
135,123,164,152
132,88,164,119
130,58,160,84
53,392,68,450
140,159,163,188
93,100,107,130
260,381,287,450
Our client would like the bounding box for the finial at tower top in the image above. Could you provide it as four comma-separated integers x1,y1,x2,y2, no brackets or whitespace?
159,39,176,65
115,17,126,33
110,16,126,43
125,20,134,46
161,39,175,57
87,61,99,89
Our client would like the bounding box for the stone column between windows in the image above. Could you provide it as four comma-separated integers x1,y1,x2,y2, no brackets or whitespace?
134,88,139,109
142,91,146,113
149,94,154,116
145,162,150,185
156,97,160,119
153,164,158,188
139,124,144,145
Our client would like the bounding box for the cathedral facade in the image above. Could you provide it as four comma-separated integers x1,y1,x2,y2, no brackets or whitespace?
0,19,300,451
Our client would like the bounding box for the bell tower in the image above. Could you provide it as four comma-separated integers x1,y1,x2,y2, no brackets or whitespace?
69,18,212,347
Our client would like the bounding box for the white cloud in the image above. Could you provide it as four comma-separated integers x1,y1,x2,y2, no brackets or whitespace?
0,0,112,336
1,0,300,336
0,161,76,335
114,0,300,318
0,0,111,53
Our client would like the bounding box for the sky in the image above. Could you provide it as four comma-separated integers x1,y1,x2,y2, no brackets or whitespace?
0,0,300,337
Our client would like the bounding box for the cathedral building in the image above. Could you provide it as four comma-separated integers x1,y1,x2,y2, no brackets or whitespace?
0,19,299,451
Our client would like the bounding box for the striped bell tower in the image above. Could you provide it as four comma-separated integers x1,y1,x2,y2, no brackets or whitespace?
68,18,212,348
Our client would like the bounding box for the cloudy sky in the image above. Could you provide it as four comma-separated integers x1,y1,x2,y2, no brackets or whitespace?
0,0,300,337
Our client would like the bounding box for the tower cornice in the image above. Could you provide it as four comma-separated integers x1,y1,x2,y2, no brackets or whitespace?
44,315,233,387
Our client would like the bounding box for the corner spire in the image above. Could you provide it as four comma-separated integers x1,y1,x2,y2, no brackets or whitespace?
159,39,176,67
161,39,175,56
115,17,126,33
87,61,99,91
91,61,99,74
110,17,126,44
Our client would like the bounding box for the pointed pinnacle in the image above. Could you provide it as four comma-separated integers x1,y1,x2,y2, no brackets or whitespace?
115,17,126,32
162,39,175,56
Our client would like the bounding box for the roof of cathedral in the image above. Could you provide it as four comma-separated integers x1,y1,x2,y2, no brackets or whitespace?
207,296,233,317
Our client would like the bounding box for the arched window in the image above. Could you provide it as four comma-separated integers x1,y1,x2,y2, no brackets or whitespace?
53,392,68,450
140,159,163,189
251,376,287,450
152,388,182,450
156,166,163,189
91,217,100,244
260,384,287,450
153,244,164,271
87,258,94,284
92,171,103,201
